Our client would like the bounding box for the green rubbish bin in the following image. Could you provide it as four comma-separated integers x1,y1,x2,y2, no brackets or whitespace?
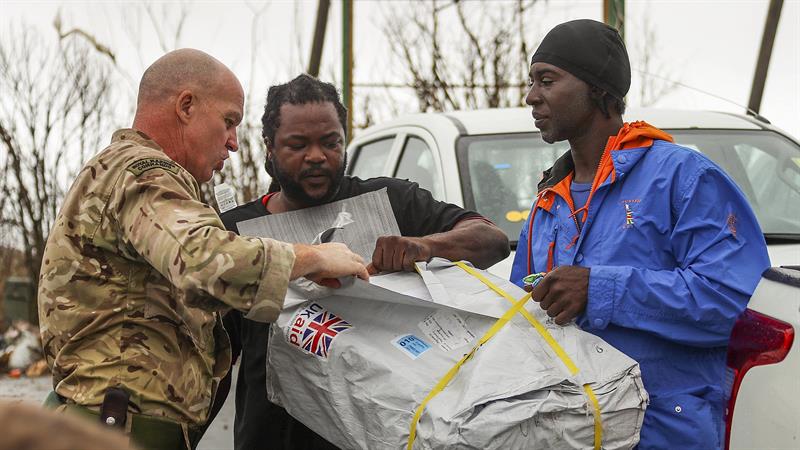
3,277,36,325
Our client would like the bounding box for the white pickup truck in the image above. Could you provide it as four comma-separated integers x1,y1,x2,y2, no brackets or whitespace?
346,107,800,449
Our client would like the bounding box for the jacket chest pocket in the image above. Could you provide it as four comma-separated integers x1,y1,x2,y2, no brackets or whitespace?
597,199,675,269
143,282,217,354
529,218,559,273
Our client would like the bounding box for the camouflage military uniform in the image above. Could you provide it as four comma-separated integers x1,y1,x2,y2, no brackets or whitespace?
38,129,295,427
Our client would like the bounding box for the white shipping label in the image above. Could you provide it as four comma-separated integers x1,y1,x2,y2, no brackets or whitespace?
418,310,476,352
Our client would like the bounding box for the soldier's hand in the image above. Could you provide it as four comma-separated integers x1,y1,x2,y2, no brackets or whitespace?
367,235,433,274
291,243,369,286
531,265,590,326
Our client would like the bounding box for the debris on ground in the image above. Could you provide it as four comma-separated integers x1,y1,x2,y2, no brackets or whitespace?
0,321,46,378
25,359,49,377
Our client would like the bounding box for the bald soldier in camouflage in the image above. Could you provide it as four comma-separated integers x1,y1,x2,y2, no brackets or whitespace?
37,49,368,449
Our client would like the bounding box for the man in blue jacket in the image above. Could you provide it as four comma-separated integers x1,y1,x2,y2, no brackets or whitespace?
511,19,770,449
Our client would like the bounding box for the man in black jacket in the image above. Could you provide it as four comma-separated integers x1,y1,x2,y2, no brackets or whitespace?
221,74,510,449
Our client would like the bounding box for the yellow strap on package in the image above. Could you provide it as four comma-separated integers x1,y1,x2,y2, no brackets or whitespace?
406,262,602,450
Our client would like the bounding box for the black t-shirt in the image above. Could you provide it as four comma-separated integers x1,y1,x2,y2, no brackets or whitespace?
220,176,481,450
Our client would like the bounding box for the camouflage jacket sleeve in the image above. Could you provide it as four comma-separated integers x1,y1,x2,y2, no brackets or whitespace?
113,157,295,322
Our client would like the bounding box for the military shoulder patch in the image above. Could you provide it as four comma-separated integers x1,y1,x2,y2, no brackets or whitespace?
126,158,180,176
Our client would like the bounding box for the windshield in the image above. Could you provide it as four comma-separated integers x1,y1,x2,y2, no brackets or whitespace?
457,129,800,246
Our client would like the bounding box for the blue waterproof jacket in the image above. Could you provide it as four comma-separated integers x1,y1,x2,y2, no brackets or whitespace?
511,122,770,449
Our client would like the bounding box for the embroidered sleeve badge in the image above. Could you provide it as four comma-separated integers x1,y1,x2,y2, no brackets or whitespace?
126,158,180,176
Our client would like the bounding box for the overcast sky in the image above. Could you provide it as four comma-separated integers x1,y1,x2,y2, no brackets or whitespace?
3,0,798,137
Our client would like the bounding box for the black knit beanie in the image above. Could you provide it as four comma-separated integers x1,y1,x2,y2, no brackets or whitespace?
531,19,630,99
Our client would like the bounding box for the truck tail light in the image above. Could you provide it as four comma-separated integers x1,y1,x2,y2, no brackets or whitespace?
725,308,794,449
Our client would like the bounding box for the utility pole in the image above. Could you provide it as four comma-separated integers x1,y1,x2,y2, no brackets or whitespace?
342,0,354,139
308,0,331,77
748,0,783,115
603,0,625,41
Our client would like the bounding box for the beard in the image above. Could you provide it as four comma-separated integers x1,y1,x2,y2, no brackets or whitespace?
540,91,597,144
271,153,347,208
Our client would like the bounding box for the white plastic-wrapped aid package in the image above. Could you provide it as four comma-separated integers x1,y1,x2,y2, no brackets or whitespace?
266,259,648,450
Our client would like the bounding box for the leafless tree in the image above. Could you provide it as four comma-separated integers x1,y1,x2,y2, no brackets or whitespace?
381,0,541,113
378,1,679,117
120,1,190,65
0,25,117,300
205,1,273,207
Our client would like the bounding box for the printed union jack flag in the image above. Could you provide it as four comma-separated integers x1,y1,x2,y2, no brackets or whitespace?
301,310,352,358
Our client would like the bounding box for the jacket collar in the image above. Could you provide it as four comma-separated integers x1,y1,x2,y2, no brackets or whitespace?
111,128,163,151
534,121,673,213
538,150,574,193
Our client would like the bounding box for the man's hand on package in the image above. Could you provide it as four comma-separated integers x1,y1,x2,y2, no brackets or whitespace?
530,265,590,325
292,242,369,288
367,235,433,274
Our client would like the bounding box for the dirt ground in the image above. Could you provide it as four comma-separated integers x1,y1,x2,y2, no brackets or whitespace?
0,366,238,450
0,373,51,403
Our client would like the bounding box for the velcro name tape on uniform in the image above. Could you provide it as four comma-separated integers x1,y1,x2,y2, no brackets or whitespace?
391,334,432,360
126,158,180,176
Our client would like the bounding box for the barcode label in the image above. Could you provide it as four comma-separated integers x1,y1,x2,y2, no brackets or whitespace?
214,183,238,213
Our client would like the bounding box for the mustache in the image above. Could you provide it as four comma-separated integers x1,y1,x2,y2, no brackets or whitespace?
299,167,334,178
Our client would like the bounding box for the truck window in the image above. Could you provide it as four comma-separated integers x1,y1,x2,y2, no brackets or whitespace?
395,136,443,199
669,129,800,235
349,137,394,179
457,132,568,243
